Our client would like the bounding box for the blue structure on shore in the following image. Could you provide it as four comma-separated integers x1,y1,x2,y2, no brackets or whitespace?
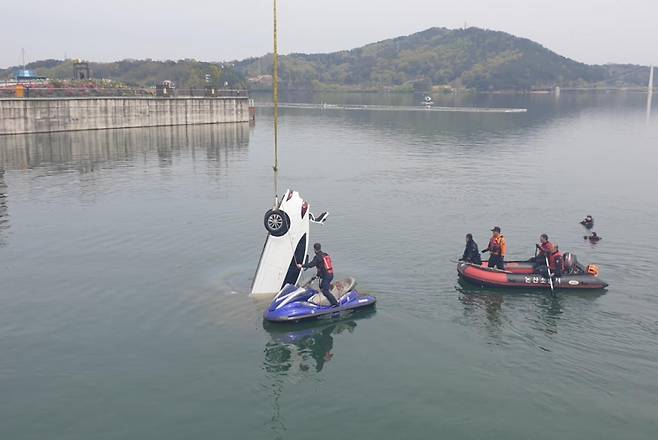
15,69,46,83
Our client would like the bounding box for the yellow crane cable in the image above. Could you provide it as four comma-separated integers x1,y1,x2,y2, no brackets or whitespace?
273,0,279,174
271,0,280,205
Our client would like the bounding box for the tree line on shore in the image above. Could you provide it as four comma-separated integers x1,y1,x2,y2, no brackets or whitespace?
2,27,650,92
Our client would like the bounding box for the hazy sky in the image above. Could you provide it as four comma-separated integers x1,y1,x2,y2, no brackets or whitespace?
2,0,656,69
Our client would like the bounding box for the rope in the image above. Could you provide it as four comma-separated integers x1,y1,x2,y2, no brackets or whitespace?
272,0,280,206
270,1,299,272
271,2,298,271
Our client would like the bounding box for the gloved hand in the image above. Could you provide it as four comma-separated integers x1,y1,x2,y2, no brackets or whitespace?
535,243,541,249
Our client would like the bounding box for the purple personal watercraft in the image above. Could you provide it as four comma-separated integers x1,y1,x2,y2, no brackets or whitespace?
264,277,376,323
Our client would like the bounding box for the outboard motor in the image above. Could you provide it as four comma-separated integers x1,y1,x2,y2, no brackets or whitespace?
563,252,575,269
563,252,582,274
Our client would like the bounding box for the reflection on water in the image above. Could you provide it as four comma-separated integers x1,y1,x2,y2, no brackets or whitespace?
0,123,250,249
458,286,505,343
534,294,563,337
0,170,7,247
457,279,606,350
264,322,341,374
0,123,250,172
260,89,654,130
261,312,374,439
263,316,371,376
260,89,654,110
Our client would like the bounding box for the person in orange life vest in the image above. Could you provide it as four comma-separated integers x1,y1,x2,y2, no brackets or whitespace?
298,242,339,307
537,234,553,257
536,243,563,278
531,233,553,267
548,245,564,277
481,226,506,270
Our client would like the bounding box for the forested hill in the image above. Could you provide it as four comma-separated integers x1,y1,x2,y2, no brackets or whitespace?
236,27,649,91
1,27,649,92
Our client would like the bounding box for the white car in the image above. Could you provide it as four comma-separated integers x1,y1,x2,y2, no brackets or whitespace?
250,189,328,295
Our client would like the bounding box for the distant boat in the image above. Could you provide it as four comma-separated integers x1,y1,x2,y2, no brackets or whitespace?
423,95,433,106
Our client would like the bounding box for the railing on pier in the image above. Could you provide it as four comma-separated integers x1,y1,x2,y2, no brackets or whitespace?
0,87,248,99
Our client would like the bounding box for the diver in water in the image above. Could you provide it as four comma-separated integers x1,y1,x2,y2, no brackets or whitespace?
460,233,482,264
580,215,594,228
298,243,339,307
584,231,602,242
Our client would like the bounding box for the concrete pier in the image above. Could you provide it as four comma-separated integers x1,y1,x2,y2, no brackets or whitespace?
0,96,250,135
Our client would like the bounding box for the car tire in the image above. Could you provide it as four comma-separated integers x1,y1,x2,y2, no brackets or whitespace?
264,209,290,237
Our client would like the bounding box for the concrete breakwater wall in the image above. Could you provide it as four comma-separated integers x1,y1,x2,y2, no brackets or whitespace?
0,97,250,135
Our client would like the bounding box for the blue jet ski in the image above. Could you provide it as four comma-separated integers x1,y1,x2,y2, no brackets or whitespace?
264,277,376,323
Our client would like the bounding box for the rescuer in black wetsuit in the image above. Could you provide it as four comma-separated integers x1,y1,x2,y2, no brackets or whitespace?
298,243,339,307
584,231,602,242
580,215,594,228
460,233,482,264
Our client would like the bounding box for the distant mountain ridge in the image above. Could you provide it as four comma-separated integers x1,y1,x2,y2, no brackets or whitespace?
236,27,650,91
1,27,650,92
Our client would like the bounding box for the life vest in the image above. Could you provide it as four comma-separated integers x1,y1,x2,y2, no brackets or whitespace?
489,235,506,256
548,250,563,274
322,254,334,275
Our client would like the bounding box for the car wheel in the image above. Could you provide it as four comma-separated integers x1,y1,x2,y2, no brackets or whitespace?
264,209,290,236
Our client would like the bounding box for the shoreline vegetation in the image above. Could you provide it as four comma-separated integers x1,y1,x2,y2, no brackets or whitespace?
1,27,652,94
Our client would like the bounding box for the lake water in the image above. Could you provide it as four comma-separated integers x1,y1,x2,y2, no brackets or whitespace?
1,93,657,440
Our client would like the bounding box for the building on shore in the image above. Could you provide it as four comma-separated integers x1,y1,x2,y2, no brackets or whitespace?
15,69,48,85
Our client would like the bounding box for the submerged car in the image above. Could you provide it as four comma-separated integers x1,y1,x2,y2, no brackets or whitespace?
250,189,327,295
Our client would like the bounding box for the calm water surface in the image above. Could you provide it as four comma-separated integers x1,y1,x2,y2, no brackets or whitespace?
1,93,657,439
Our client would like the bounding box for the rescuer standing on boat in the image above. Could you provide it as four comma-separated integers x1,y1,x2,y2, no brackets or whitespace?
298,243,339,307
460,233,482,264
482,226,506,270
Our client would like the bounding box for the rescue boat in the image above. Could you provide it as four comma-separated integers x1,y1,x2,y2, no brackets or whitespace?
457,261,608,290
